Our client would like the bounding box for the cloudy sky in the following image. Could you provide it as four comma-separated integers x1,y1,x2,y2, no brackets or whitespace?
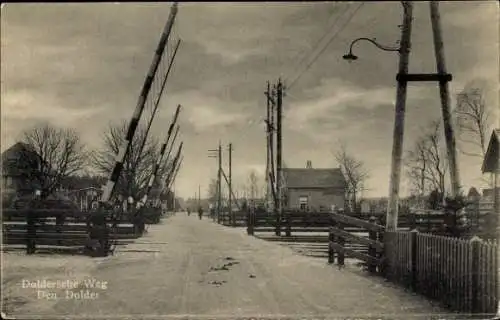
1,2,499,200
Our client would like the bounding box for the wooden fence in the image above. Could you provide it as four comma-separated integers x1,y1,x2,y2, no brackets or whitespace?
246,210,377,259
464,201,498,240
218,210,246,227
245,208,499,314
245,209,462,236
328,213,385,273
2,209,137,254
246,210,333,236
1,207,172,254
384,231,498,315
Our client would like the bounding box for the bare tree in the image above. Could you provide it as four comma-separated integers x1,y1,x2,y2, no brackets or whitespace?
405,138,429,197
248,170,258,200
234,183,246,200
455,84,491,158
334,142,369,210
405,119,449,202
91,120,160,202
455,83,495,187
21,123,87,198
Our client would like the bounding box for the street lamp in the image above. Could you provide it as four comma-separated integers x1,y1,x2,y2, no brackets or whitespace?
342,3,412,232
342,37,400,61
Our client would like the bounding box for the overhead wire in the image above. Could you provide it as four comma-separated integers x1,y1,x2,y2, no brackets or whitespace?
285,2,353,83
286,2,365,92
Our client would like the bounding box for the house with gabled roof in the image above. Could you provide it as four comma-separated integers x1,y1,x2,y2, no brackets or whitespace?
281,160,347,212
481,129,499,175
481,129,499,203
1,142,42,200
482,129,499,197
467,187,481,201
480,129,499,240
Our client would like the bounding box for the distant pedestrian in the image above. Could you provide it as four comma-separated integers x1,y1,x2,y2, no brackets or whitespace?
198,207,203,220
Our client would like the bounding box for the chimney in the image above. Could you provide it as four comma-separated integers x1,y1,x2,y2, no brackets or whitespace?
306,160,312,169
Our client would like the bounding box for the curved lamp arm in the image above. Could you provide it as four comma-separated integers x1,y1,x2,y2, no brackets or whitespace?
343,37,400,61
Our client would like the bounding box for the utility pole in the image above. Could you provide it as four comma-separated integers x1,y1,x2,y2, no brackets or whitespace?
207,146,219,221
218,141,222,224
228,143,233,226
429,1,460,198
265,81,271,211
386,1,413,231
269,85,276,213
198,184,201,208
275,78,283,236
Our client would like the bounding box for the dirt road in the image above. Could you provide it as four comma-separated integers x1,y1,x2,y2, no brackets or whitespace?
2,214,450,319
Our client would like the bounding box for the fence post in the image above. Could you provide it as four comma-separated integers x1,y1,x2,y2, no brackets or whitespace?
26,210,36,255
409,212,417,230
337,221,345,266
427,210,432,233
377,225,385,274
285,211,291,237
328,213,335,264
410,229,419,291
368,216,377,273
382,231,392,279
471,235,482,313
275,211,281,236
56,213,64,246
246,208,254,236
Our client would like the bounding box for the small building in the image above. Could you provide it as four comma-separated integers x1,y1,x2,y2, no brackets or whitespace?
481,129,499,173
481,129,499,207
1,142,42,202
480,129,499,240
66,187,103,211
281,161,346,212
467,187,481,202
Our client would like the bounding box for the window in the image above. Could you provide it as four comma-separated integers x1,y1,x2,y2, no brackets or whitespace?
299,196,308,211
4,176,13,188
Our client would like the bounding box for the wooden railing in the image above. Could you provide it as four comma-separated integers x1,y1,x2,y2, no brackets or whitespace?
246,209,276,235
384,231,498,315
328,213,385,273
246,210,333,236
245,208,498,315
1,208,138,255
245,209,465,237
218,210,247,227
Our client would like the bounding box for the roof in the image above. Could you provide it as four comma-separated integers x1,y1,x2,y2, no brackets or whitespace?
482,129,499,173
1,142,40,176
282,168,346,189
1,142,36,161
467,187,481,198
